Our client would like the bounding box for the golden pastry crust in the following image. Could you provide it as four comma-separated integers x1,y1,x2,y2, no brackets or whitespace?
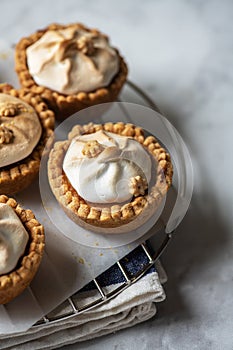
15,23,128,120
0,195,45,305
48,122,173,231
0,83,54,195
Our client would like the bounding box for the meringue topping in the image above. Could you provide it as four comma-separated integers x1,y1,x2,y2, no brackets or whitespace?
0,94,42,167
63,130,152,204
0,203,29,275
26,26,120,95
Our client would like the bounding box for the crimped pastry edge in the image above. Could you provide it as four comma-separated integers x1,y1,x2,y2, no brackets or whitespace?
0,83,55,195
0,195,45,305
15,22,128,120
48,122,173,233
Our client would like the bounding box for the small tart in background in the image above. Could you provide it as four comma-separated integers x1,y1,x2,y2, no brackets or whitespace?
0,195,44,305
15,23,128,120
0,83,54,195
48,122,173,234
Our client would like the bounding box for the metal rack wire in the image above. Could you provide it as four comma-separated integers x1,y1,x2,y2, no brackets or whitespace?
34,233,172,327
33,81,173,328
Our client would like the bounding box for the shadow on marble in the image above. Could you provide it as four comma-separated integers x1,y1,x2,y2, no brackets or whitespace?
16,176,41,207
155,188,229,323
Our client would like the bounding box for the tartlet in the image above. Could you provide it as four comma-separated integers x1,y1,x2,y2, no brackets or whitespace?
48,122,173,234
0,83,54,195
0,195,44,305
15,23,128,120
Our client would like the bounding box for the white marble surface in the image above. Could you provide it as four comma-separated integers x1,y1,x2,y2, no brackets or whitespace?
1,0,233,348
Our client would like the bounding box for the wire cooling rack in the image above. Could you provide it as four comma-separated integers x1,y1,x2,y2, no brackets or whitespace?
33,81,173,328
34,233,172,327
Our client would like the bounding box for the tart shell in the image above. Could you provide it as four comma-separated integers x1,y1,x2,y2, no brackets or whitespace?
0,83,54,196
48,122,173,233
15,23,128,120
0,195,45,305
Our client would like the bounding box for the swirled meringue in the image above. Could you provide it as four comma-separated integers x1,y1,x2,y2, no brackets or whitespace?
0,93,42,167
63,130,152,204
26,27,120,95
0,203,29,275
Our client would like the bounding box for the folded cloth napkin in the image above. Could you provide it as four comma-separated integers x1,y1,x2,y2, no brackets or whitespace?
0,247,167,350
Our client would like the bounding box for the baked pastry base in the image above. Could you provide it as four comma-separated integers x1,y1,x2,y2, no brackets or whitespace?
0,83,54,196
48,122,173,233
0,195,45,305
15,23,128,120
